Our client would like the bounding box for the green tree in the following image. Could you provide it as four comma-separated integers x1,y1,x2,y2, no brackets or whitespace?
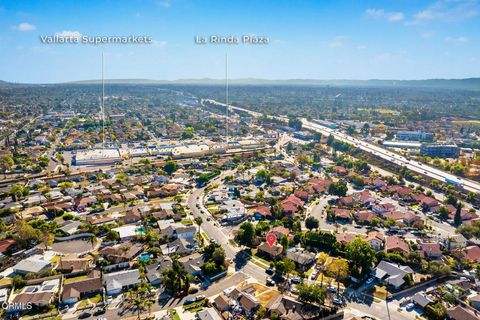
345,237,375,276
424,302,447,320
105,229,120,241
297,283,326,305
163,160,178,175
1,155,14,177
181,127,194,139
328,180,348,197
88,235,97,248
326,258,349,293
236,222,256,247
305,216,319,230
194,216,203,234
212,247,226,266
438,206,450,220
454,202,463,226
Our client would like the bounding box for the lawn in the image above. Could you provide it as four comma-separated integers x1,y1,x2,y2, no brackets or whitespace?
251,254,270,269
78,299,90,308
372,285,388,300
89,294,103,304
168,309,180,320
0,278,11,286
50,255,61,264
256,290,280,306
64,275,89,284
249,283,270,295
180,218,193,225
183,299,208,313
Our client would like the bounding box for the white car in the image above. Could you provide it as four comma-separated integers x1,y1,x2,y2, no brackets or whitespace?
406,303,415,311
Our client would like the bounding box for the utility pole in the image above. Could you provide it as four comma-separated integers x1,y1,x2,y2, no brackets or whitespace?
101,53,106,154
225,53,229,143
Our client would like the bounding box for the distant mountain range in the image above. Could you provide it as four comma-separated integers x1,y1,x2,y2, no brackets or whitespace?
1,78,480,90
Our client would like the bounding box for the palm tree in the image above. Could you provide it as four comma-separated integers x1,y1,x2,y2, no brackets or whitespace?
145,300,153,317
194,216,203,234
88,235,97,249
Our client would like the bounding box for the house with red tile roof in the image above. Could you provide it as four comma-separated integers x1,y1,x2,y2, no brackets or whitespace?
403,211,423,226
354,210,380,224
334,166,347,175
283,195,304,207
294,190,309,202
382,210,406,222
281,202,299,216
0,239,16,256
420,242,442,259
308,179,332,194
270,226,291,240
353,191,376,207
385,236,410,255
253,206,272,219
414,195,440,211
459,245,480,263
257,242,283,259
366,231,385,251
337,196,354,207
336,232,361,245
372,203,395,214
332,208,352,221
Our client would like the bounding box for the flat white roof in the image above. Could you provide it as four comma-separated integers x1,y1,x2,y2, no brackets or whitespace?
383,141,422,148
75,149,121,161
113,225,139,238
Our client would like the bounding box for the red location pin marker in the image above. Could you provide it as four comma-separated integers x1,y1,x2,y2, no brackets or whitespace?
266,232,277,247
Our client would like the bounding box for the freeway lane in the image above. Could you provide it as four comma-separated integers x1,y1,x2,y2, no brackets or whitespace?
303,121,480,194
202,98,480,194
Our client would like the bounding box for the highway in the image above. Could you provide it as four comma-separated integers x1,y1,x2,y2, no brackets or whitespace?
202,98,480,195
302,120,480,194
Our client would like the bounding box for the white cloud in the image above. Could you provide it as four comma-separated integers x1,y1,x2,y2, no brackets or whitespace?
12,22,36,31
357,45,368,50
407,0,479,25
54,30,83,40
156,0,171,8
421,30,435,39
444,36,469,44
365,8,405,22
328,36,346,48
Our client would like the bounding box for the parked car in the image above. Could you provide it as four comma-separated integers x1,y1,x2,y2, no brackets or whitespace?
93,309,106,316
195,295,205,301
290,276,301,284
266,278,275,286
332,298,343,305
266,268,274,275
406,303,415,311
184,298,196,305
78,312,92,319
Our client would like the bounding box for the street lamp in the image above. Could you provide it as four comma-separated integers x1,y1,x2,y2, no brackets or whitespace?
385,278,391,320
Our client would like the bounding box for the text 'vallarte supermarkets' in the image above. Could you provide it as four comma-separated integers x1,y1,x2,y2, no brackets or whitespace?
40,35,153,45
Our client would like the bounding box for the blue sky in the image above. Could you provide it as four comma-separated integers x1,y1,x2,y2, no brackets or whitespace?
0,0,479,83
